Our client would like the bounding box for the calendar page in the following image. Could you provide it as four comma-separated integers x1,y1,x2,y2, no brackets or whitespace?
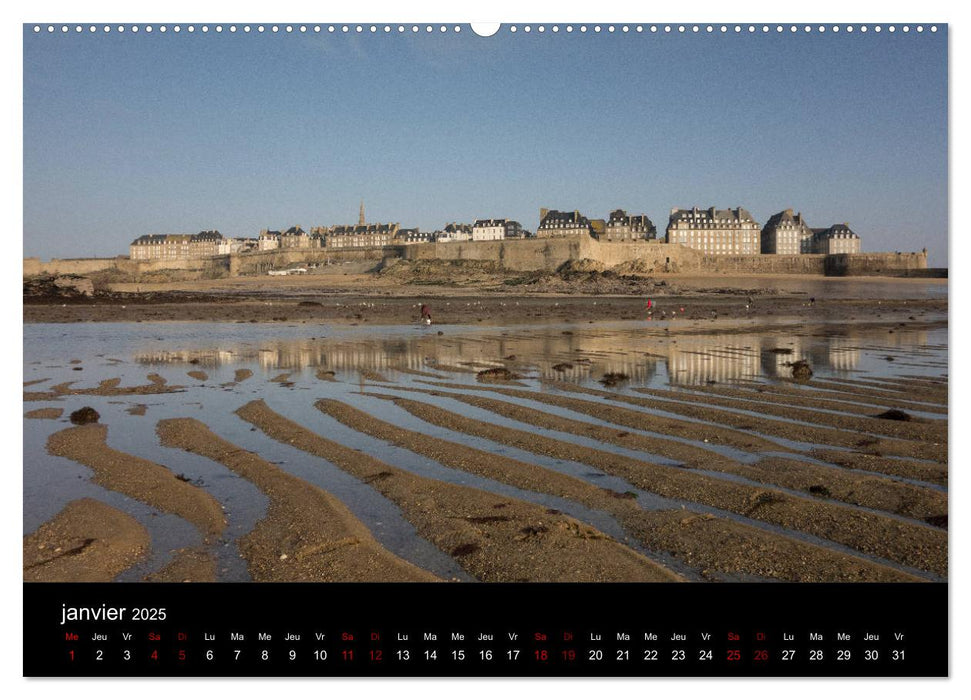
21,16,948,678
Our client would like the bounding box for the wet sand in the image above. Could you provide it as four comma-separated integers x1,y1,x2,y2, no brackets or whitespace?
631,385,947,444
23,498,150,582
143,546,217,583
528,381,944,463
395,367,450,380
358,369,390,383
317,394,925,582
25,407,63,420
376,386,944,576
809,450,947,488
381,386,945,521
807,377,948,404
47,424,226,540
237,400,681,583
424,380,792,457
23,297,948,583
24,374,185,401
673,382,948,417
156,417,440,583
23,289,946,327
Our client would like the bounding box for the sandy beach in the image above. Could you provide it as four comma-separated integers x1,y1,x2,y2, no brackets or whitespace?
22,276,948,584
24,499,151,582
23,272,946,326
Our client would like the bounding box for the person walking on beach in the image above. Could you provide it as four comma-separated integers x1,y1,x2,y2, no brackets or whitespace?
420,303,432,325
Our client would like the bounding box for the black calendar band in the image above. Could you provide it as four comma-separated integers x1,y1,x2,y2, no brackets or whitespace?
24,582,948,677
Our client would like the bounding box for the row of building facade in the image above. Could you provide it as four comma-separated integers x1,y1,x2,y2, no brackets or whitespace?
535,206,861,255
129,205,861,260
130,219,529,259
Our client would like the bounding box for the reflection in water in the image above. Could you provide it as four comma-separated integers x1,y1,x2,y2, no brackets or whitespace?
668,341,762,384
756,337,862,379
24,318,947,582
817,337,860,372
132,323,934,386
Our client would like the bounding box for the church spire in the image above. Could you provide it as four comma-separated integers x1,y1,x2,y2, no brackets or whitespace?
359,200,365,226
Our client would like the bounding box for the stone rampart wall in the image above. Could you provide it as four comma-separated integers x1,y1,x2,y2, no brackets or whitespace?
24,243,931,280
824,252,928,276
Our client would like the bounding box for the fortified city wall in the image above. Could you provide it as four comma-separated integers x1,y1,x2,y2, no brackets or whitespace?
402,238,928,276
24,241,930,280
24,257,121,276
824,252,932,276
227,247,402,276
24,255,231,279
403,238,586,271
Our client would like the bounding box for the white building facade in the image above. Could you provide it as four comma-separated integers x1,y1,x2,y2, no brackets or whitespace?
472,219,507,241
761,209,814,254
666,207,761,255
812,224,861,254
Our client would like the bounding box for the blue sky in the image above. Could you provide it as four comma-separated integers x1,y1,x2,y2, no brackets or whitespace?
23,25,948,265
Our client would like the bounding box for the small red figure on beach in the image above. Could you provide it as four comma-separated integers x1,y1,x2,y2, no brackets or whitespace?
420,303,432,325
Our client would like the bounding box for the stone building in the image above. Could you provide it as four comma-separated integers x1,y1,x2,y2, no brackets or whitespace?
220,238,253,255
812,224,861,254
761,209,814,254
504,220,525,238
666,207,761,255
536,209,592,238
130,230,224,260
279,226,318,249
190,230,223,257
599,209,658,242
130,234,189,260
258,229,281,251
437,223,473,243
325,223,399,249
395,228,433,244
472,219,507,242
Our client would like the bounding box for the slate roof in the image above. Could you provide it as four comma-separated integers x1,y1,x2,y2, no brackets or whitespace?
132,232,219,245
330,223,398,235
539,210,591,227
669,207,757,224
763,209,811,232
813,224,858,239
607,209,656,231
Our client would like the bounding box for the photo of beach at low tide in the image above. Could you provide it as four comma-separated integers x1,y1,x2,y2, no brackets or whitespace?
23,277,947,585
